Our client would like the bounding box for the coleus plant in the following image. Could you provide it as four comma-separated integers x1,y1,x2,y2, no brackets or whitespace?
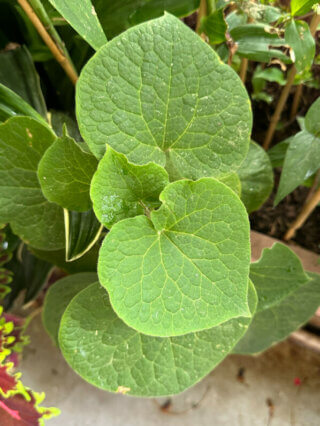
0,6,319,401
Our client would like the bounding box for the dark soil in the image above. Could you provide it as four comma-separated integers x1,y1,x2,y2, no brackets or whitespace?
250,171,320,254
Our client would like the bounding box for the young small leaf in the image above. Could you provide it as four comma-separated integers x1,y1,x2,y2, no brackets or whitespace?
43,272,98,346
76,14,252,180
0,117,64,250
98,178,251,337
233,272,319,355
237,141,273,213
59,281,256,397
201,9,227,45
47,0,107,50
38,134,98,212
64,209,103,262
285,20,315,74
250,243,309,312
275,130,320,205
90,146,169,228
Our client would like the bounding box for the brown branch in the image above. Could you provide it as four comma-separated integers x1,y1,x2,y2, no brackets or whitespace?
17,0,78,85
239,58,248,84
196,0,207,40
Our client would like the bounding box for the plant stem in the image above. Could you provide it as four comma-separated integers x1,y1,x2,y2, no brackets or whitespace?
284,184,320,241
17,0,78,85
263,12,320,150
263,66,296,150
196,0,207,40
239,58,248,83
290,83,303,119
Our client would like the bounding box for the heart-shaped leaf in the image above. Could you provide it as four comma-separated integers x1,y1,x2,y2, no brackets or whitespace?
91,146,169,228
98,178,251,337
43,272,98,346
38,134,98,212
59,280,256,397
76,14,252,181
0,117,64,250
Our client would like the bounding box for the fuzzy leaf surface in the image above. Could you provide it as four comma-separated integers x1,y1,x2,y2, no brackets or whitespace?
48,0,107,50
59,281,256,397
237,141,273,213
38,134,98,212
91,147,169,228
0,117,64,250
98,178,251,337
76,14,252,180
43,272,98,345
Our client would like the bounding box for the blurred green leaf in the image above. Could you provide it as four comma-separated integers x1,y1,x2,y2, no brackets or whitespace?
201,8,227,44
0,45,47,117
285,20,315,73
291,0,319,16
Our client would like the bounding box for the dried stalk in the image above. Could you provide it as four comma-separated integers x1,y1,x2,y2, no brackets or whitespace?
17,0,78,85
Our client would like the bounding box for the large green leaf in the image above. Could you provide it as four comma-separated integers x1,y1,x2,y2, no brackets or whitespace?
59,280,256,397
268,136,293,168
47,0,107,50
43,272,98,345
91,146,169,228
234,272,320,355
0,117,64,250
76,14,252,181
0,45,47,118
64,209,103,261
275,130,320,205
285,20,315,74
291,0,319,16
237,141,273,213
250,243,309,312
230,24,290,63
98,178,251,337
93,0,200,40
0,83,46,124
38,134,98,212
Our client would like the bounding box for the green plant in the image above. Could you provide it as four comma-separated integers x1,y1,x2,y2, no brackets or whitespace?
0,0,319,410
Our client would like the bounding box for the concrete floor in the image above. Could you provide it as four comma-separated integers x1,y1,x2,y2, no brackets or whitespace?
20,317,320,426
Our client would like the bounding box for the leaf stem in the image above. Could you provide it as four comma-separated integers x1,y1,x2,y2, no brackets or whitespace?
290,83,303,119
17,0,78,85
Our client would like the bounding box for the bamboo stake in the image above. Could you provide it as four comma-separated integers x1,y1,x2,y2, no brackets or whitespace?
17,0,78,85
263,13,320,150
284,184,320,240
